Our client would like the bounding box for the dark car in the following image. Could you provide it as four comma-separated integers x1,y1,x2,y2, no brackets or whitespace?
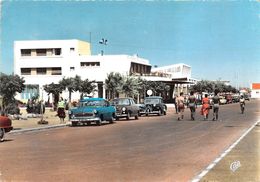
140,96,167,116
111,98,140,120
68,98,116,126
0,116,13,142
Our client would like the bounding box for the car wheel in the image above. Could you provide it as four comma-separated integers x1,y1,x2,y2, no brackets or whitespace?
126,112,131,120
158,109,163,116
71,122,77,127
96,118,102,126
135,114,139,120
109,114,115,124
0,128,5,142
87,121,91,126
146,107,151,116
163,106,167,115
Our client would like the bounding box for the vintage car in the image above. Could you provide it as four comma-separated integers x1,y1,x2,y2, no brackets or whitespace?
0,115,13,142
111,98,140,120
219,96,227,105
68,98,116,126
140,96,167,116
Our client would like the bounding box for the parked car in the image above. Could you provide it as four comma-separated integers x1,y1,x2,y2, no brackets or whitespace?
232,95,240,103
68,98,116,126
225,94,233,104
111,98,140,120
0,116,13,142
219,96,227,105
140,96,167,116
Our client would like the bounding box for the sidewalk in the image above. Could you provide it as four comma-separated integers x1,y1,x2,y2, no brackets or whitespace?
10,108,69,134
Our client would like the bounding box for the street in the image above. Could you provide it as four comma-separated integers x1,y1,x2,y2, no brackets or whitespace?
0,100,259,182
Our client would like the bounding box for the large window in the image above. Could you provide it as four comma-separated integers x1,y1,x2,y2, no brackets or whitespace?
36,68,47,75
81,62,100,67
21,68,31,75
54,48,61,55
36,49,47,56
21,49,31,56
51,67,62,75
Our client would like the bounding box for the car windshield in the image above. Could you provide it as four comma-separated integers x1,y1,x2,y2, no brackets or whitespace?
111,99,130,105
144,98,160,104
79,100,104,107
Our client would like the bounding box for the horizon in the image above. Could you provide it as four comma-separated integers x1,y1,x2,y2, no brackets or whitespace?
1,1,260,88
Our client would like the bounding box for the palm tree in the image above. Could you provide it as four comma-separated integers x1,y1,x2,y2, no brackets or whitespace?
43,82,63,111
105,72,124,100
59,77,75,102
79,79,97,99
122,76,140,97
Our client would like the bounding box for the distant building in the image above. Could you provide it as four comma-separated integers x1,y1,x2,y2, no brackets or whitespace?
251,83,260,98
151,64,198,95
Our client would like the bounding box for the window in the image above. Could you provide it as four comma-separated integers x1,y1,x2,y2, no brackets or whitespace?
21,68,31,75
21,49,31,56
81,62,100,67
54,48,61,55
36,68,47,75
70,48,75,52
70,67,75,71
51,67,62,75
36,49,47,56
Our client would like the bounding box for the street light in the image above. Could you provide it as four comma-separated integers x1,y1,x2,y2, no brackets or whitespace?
99,38,108,56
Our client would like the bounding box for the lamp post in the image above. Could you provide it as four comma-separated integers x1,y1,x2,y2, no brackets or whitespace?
99,38,108,56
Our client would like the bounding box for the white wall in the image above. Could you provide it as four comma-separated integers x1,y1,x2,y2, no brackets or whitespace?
251,90,260,99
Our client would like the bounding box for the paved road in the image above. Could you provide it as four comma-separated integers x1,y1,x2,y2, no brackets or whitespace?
0,100,259,182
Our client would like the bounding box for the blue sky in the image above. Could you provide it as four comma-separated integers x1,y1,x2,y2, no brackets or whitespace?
1,1,260,87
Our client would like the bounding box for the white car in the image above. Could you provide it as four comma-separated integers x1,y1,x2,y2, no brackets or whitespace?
219,96,227,105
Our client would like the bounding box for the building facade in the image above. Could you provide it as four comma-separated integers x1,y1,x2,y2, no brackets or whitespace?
251,83,260,99
151,64,198,95
14,39,152,102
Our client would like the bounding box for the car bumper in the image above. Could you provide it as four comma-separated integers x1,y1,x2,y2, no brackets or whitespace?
70,117,100,122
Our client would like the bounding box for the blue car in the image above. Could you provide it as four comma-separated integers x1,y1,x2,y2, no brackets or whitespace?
68,98,116,126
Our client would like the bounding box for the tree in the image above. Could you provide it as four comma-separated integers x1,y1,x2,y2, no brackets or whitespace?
59,77,75,102
121,76,140,97
190,80,238,94
105,72,124,100
0,73,25,115
43,82,63,110
78,78,97,99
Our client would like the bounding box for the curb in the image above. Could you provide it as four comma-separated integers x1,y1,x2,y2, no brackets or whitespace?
9,123,69,134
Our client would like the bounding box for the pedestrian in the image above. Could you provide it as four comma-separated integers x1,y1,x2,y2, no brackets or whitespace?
57,97,66,123
188,91,197,120
173,94,178,114
239,95,246,114
177,92,185,120
212,91,220,121
201,94,210,120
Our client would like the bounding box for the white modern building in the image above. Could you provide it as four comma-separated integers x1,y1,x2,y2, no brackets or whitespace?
14,39,152,102
151,64,198,95
14,39,197,103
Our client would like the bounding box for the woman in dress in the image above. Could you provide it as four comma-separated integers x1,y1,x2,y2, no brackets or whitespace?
201,94,210,120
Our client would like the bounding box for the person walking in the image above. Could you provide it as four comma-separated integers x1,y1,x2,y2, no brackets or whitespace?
201,94,210,120
173,94,178,114
239,95,246,114
57,97,66,123
188,91,197,120
177,92,185,121
212,91,220,121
